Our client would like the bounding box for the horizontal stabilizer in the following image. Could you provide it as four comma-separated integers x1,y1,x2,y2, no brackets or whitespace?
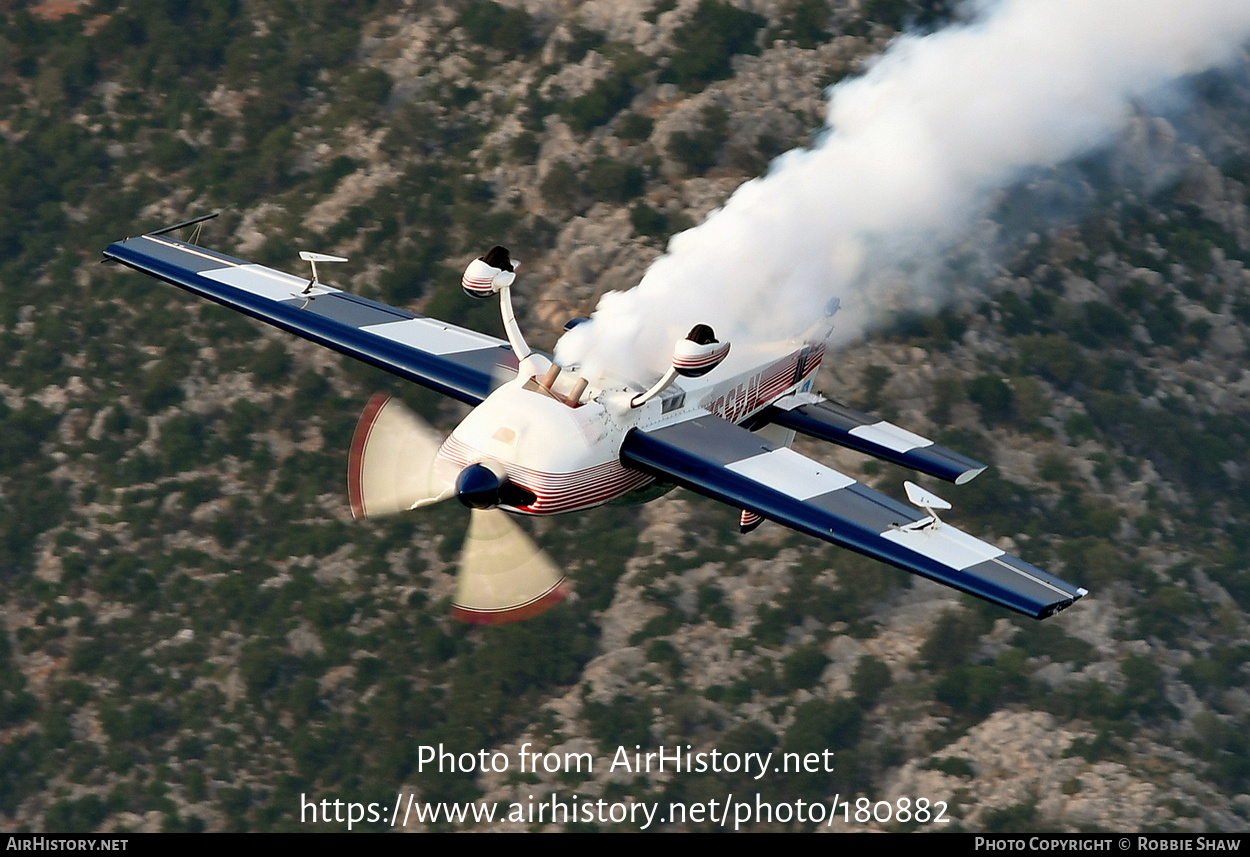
764,394,986,484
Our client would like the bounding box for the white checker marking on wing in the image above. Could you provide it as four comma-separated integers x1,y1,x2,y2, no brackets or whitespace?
725,448,856,500
364,318,499,355
880,524,1004,570
202,264,323,302
848,421,933,453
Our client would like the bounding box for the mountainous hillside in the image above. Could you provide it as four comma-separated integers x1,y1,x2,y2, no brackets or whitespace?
1,0,1249,832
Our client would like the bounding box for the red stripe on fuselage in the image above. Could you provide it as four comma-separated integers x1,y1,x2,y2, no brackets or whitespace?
439,435,652,514
439,344,822,515
705,348,817,424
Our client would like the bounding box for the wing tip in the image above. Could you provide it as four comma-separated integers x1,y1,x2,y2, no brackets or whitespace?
451,578,569,625
347,393,393,520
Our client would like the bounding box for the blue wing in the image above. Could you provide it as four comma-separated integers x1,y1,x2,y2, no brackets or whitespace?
621,413,1085,619
103,232,517,405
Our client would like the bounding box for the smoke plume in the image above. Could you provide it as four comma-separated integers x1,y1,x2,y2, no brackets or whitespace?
554,0,1250,385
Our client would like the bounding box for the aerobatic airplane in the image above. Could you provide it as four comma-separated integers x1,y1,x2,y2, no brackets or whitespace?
104,214,1087,624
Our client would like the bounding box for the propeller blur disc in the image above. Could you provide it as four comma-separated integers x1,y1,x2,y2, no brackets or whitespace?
348,394,453,518
452,509,567,624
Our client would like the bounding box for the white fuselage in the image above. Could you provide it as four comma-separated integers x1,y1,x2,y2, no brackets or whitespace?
435,339,825,515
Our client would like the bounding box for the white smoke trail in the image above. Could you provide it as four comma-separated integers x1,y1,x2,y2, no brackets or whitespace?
555,0,1250,385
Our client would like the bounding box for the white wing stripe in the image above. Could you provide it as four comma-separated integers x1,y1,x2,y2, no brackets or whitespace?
362,318,502,356
726,448,855,500
201,263,318,301
879,524,1004,570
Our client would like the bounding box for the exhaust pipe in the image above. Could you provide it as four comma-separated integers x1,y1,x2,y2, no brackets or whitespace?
540,363,561,390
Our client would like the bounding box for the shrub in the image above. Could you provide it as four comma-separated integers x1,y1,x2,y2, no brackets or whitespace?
775,0,830,48
781,644,830,690
583,158,645,202
918,610,984,670
966,375,1013,424
1017,334,1084,386
666,104,730,176
540,161,580,211
630,201,668,239
562,75,636,132
459,1,537,55
787,698,862,750
617,112,654,142
341,67,392,106
584,693,653,752
664,0,765,91
851,655,892,707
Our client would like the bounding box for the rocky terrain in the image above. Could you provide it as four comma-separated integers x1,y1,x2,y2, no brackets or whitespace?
0,0,1248,832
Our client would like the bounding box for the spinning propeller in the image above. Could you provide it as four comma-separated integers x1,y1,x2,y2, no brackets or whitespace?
347,394,567,624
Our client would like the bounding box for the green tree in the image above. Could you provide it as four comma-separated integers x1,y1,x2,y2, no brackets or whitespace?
664,0,765,91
